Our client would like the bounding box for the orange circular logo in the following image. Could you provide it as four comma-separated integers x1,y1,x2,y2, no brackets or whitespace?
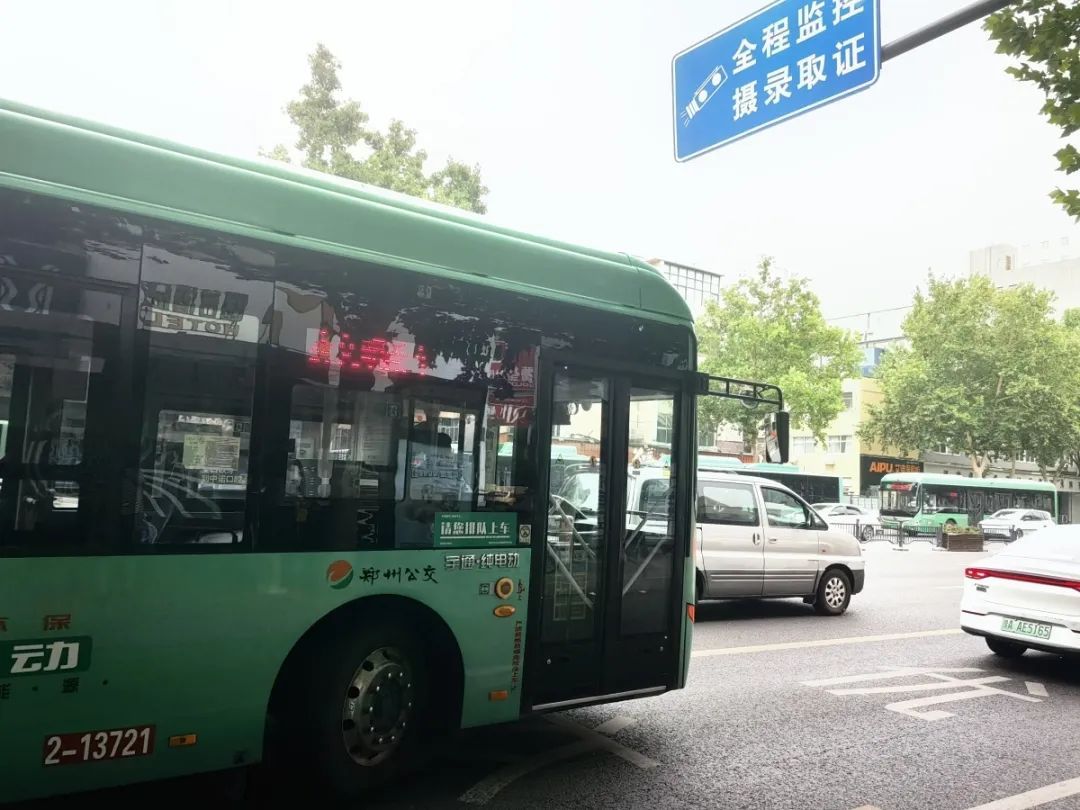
327,560,354,589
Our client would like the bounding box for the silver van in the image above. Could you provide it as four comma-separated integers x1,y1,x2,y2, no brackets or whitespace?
695,471,864,615
557,467,864,616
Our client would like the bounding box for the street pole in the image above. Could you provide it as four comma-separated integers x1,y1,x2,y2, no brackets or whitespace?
881,0,1017,63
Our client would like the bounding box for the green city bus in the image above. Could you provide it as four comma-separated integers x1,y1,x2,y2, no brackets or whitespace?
0,99,787,802
878,473,1057,534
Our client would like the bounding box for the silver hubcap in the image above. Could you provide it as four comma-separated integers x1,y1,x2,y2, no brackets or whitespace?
341,646,414,766
824,577,846,608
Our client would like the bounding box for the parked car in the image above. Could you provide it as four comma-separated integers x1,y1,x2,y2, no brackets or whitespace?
978,508,1055,540
811,502,882,542
697,473,865,615
960,524,1080,657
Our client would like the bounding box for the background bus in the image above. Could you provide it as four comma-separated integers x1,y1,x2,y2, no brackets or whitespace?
0,100,786,803
698,457,842,504
877,473,1057,534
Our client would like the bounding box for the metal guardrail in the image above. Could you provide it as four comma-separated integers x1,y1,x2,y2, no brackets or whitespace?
837,520,1030,548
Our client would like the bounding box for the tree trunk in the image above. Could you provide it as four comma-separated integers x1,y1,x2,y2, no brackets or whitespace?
970,456,986,478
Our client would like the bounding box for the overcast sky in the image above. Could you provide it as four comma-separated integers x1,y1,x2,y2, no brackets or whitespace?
2,0,1076,317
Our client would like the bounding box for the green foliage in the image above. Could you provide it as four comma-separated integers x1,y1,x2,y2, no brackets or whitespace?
697,258,860,445
265,44,488,214
860,275,1080,477
985,1,1080,220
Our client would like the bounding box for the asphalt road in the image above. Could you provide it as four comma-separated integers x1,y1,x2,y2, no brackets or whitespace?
19,540,1080,809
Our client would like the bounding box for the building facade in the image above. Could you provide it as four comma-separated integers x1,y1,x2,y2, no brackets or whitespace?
646,258,723,318
787,373,920,497
970,237,1080,314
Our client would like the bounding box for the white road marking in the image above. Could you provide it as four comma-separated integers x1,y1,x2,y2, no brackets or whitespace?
546,714,660,769
593,715,636,735
967,775,1080,809
457,715,656,805
1026,681,1048,698
693,628,962,657
829,675,1011,695
458,740,593,805
804,667,1044,722
804,667,966,688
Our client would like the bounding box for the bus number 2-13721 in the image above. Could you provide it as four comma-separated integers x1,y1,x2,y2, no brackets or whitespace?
43,725,156,766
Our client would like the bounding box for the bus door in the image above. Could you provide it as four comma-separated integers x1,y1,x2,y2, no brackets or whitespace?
527,360,686,709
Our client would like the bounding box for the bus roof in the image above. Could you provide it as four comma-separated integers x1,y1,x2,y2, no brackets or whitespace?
879,472,1056,491
697,457,840,479
0,98,692,326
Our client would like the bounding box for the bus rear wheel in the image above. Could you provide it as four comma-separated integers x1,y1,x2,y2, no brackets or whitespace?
286,623,428,799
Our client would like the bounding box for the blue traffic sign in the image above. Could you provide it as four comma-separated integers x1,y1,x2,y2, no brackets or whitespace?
673,0,881,161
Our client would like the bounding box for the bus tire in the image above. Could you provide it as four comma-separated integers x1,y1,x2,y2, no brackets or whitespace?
288,621,429,799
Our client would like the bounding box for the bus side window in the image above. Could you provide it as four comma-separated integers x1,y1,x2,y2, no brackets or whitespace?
0,191,140,555
132,231,273,549
265,260,538,552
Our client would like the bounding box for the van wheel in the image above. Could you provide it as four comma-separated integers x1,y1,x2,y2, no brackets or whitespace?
283,622,428,799
986,637,1027,658
814,570,851,616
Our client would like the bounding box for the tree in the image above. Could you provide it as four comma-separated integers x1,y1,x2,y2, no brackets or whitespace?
985,2,1080,220
860,275,1079,477
264,44,489,214
697,258,860,448
1052,308,1080,480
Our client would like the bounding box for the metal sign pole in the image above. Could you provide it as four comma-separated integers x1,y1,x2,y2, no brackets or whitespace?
881,0,1016,63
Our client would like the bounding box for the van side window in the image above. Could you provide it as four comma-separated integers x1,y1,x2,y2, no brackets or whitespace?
698,481,758,526
761,487,811,529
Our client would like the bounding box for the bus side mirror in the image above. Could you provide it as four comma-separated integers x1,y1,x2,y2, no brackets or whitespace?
764,411,789,464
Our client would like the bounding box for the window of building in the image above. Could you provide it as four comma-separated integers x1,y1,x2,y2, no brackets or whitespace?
656,403,673,445
698,422,715,448
792,436,818,454
826,435,851,453
841,392,853,410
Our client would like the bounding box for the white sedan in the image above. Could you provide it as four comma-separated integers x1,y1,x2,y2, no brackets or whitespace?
978,508,1055,540
811,503,881,542
961,524,1080,657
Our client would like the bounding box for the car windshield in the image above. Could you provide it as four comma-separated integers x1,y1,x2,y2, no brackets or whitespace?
558,471,601,515
811,503,835,511
991,509,1020,519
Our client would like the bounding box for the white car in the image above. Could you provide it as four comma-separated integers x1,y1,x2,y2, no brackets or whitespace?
811,502,882,543
960,524,1080,657
978,508,1055,540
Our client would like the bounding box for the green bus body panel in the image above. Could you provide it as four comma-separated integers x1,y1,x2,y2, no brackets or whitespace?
0,99,691,326
0,550,529,802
